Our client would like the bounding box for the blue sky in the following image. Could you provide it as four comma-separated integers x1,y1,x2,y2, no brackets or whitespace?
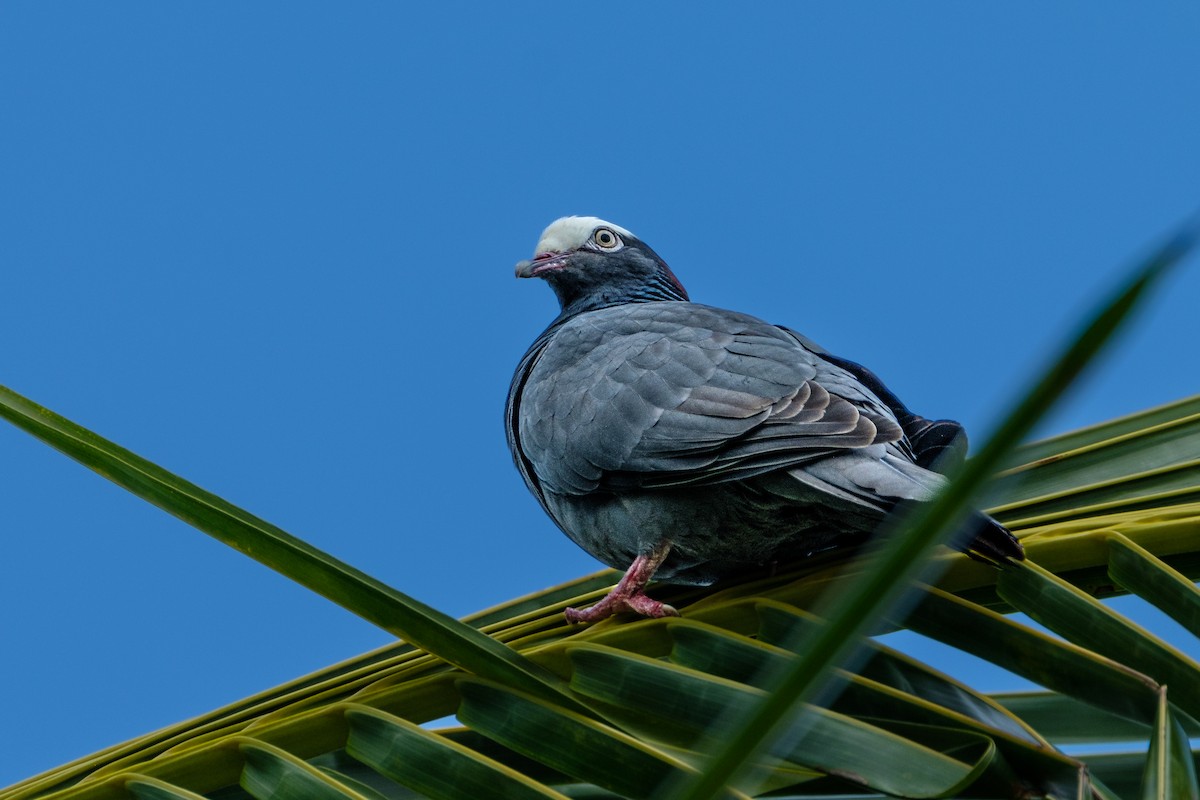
2,2,1199,786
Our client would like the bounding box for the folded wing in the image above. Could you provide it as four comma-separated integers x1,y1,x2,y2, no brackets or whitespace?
515,303,907,495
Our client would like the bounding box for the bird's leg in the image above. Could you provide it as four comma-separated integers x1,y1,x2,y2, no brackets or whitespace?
565,540,679,624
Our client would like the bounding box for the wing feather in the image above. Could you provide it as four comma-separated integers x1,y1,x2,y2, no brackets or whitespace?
514,302,908,495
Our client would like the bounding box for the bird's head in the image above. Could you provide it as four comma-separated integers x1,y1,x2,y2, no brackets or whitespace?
515,216,689,316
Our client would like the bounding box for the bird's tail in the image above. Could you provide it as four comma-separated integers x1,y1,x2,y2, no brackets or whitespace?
888,496,1024,565
956,512,1025,565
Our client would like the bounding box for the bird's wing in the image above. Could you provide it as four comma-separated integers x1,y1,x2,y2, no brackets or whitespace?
784,327,966,472
515,302,908,496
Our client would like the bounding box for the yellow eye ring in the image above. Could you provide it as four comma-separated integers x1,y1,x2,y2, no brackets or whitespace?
592,227,621,250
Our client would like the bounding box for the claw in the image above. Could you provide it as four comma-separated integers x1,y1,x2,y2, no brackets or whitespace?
565,540,677,624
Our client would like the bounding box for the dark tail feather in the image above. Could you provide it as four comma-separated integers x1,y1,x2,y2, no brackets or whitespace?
905,417,969,473
957,512,1024,565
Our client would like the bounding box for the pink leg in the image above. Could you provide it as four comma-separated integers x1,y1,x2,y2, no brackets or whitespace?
565,540,679,624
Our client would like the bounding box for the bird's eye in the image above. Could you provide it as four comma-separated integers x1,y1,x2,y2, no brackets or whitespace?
592,227,621,250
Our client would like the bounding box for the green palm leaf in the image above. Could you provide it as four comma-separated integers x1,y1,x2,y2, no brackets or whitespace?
4,395,1200,798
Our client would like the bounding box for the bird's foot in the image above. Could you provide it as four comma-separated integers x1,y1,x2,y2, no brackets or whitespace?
564,591,678,624
564,540,677,624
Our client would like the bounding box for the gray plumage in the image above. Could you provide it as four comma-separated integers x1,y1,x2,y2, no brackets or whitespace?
506,216,1021,619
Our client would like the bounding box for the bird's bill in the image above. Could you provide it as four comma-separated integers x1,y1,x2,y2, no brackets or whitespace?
515,251,570,278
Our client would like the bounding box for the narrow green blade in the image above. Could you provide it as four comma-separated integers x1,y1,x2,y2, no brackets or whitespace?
312,768,399,800
239,740,368,799
752,604,1047,746
906,586,1161,724
995,462,1200,526
126,777,211,800
1108,533,1200,638
991,692,1160,744
996,412,1200,507
669,620,1040,747
344,706,570,800
455,678,748,800
0,384,576,710
1139,688,1200,800
568,645,988,799
1009,396,1200,466
997,561,1200,720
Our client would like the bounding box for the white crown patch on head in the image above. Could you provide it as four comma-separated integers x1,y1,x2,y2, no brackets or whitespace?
534,216,635,255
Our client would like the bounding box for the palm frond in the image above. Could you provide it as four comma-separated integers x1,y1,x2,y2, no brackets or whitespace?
1,394,1197,800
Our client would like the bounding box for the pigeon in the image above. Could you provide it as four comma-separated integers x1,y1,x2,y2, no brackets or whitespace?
506,216,1023,623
